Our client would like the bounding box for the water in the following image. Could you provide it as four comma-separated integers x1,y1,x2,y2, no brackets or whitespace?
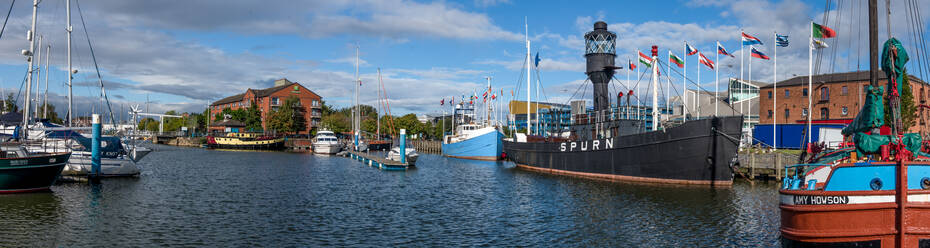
0,145,782,247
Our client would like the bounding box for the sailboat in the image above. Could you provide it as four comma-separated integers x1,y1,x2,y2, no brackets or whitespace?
0,0,72,193
351,46,368,152
779,1,930,246
442,77,503,161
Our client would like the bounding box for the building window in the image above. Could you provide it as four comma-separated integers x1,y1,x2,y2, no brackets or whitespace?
313,100,320,107
842,106,848,116
842,86,848,95
767,110,773,118
803,88,808,96
784,109,790,119
820,87,829,101
785,89,790,98
802,108,808,117
768,91,772,99
820,107,829,120
271,97,280,105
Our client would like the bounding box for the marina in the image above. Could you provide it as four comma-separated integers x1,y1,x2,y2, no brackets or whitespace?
0,144,783,247
0,0,928,246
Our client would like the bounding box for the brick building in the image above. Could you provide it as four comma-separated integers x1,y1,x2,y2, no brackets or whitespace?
209,78,322,135
758,71,930,136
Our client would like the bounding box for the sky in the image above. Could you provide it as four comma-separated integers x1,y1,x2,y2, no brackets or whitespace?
0,0,926,120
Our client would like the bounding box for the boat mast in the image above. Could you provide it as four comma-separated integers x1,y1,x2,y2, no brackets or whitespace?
34,35,41,120
43,44,49,119
525,17,531,135
486,76,491,125
869,0,879,88
376,67,381,138
67,0,72,126
651,46,658,131
22,0,38,138
355,45,359,146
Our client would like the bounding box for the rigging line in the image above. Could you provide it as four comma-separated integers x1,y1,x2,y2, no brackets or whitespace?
814,0,832,75
510,53,528,104
0,0,14,41
561,78,588,107
75,0,115,126
656,66,683,109
911,0,930,81
534,67,551,103
857,0,863,71
845,0,855,73
13,67,26,107
656,59,738,113
827,0,845,74
905,0,924,80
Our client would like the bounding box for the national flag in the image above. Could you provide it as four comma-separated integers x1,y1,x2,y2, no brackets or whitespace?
492,94,496,100
628,59,637,70
686,43,699,56
776,34,789,47
717,42,734,57
812,22,836,39
669,52,684,68
811,39,829,49
638,51,652,67
440,99,444,105
534,52,541,68
698,52,714,70
750,47,770,60
741,32,763,45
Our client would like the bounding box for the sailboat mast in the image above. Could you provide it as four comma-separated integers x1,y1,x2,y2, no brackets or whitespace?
486,76,491,125
22,0,38,138
869,0,879,88
34,35,41,119
67,0,73,126
377,68,381,138
355,45,359,139
525,18,531,135
43,44,49,119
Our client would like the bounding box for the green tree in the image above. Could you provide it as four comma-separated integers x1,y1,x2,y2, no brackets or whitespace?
266,96,307,133
138,117,159,132
37,103,63,124
884,70,918,132
3,93,17,113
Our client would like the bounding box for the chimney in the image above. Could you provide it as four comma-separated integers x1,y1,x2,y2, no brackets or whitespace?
274,78,291,87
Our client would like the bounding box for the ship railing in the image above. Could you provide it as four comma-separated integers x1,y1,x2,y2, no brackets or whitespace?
783,163,832,190
572,108,651,125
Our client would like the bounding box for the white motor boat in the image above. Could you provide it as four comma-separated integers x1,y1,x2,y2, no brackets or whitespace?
311,130,343,154
387,146,418,166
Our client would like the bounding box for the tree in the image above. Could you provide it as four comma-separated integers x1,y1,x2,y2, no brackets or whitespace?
884,70,918,132
3,93,17,113
266,96,307,133
138,117,159,132
37,103,63,124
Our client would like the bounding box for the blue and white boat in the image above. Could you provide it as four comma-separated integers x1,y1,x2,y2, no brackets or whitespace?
442,124,503,161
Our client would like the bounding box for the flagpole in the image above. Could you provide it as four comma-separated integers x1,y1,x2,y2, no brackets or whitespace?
749,44,753,140
627,59,631,119
715,41,719,116
637,50,641,121
773,32,778,151
697,50,701,118
651,52,658,131
525,17,531,135
666,50,671,121
681,41,688,118
807,20,814,146
740,30,744,119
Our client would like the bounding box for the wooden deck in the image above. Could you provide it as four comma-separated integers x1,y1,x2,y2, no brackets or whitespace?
345,150,411,171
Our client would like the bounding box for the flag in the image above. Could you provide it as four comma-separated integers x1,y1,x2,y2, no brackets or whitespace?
686,43,699,56
638,51,652,67
534,52,541,68
440,99,444,105
741,32,763,45
469,100,473,105
698,52,714,70
812,39,829,49
717,42,735,57
750,47,770,60
812,22,836,39
669,52,684,68
451,97,454,105
629,59,637,70
492,94,496,100
776,34,789,47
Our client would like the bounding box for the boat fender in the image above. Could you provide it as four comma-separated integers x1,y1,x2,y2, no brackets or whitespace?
870,178,883,191
921,177,930,190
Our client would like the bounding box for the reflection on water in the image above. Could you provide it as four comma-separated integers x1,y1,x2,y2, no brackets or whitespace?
0,145,781,246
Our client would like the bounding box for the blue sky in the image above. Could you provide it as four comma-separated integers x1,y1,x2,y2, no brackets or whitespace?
0,0,924,120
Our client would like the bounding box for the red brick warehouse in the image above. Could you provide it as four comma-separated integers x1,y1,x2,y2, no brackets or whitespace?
209,78,323,135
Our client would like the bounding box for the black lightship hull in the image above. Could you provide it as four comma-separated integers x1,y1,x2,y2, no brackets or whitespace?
503,116,743,186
